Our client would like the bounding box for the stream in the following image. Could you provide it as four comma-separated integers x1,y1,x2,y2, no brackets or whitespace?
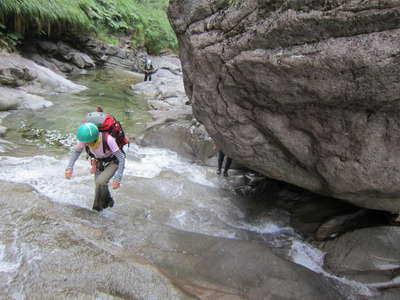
0,70,373,299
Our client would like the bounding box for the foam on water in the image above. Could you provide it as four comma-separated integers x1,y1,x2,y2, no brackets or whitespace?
290,239,325,272
0,144,216,209
168,209,238,239
235,222,294,235
0,138,14,153
0,155,93,208
211,205,296,238
126,144,216,187
289,239,374,297
0,243,19,273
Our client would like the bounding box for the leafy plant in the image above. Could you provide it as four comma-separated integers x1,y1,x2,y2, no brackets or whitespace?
0,0,178,53
0,22,22,51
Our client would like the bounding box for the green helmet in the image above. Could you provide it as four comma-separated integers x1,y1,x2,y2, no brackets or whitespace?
76,122,99,143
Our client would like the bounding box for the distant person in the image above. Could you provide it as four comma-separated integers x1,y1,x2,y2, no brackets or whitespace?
216,149,232,177
143,58,155,81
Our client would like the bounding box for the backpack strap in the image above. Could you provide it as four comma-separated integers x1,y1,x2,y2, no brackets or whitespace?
85,146,95,159
102,132,110,153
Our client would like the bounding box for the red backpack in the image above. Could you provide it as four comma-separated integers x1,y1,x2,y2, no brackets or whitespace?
85,107,129,155
98,114,129,152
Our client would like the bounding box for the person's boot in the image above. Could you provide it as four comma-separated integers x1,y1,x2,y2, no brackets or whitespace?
216,169,221,175
223,170,228,177
107,194,114,208
93,185,109,211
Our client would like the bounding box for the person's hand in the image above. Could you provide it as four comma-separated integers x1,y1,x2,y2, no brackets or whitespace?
111,181,120,190
64,169,73,179
90,160,96,174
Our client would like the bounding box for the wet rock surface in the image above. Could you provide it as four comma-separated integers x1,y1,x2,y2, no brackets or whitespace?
0,180,350,300
168,0,400,212
0,51,86,113
132,55,216,163
322,226,400,280
22,37,145,75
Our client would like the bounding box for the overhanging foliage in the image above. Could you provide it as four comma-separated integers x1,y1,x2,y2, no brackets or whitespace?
0,0,177,53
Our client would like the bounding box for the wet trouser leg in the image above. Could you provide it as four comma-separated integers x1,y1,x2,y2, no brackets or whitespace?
144,73,152,81
217,151,225,172
224,157,232,173
93,162,118,211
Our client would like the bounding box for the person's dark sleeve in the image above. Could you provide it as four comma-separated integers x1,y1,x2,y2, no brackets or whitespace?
112,150,125,183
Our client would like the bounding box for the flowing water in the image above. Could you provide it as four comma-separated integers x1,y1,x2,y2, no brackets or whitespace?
0,70,373,299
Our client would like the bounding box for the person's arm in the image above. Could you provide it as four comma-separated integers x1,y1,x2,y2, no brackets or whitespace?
112,149,125,184
65,145,83,179
105,135,125,188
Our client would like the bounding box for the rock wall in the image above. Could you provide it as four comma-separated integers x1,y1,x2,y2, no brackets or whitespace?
0,52,86,112
168,0,400,212
22,37,145,75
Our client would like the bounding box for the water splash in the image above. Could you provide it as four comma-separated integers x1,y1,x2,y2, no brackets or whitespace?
127,144,216,187
0,243,19,273
289,239,375,298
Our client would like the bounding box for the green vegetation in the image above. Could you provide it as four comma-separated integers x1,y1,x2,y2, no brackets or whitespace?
0,0,177,53
0,23,22,51
227,0,242,7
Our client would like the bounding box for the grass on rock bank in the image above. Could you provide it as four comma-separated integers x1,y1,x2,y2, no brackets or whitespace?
0,0,176,54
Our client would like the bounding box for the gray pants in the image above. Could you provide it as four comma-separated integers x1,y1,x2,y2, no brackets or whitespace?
93,161,118,211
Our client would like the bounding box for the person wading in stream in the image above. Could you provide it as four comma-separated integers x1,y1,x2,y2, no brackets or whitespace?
217,150,232,177
64,111,127,211
143,58,155,81
214,145,232,177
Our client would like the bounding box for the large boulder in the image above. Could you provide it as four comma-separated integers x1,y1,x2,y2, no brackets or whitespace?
322,227,400,281
140,119,215,163
0,52,86,95
168,0,400,212
0,87,52,111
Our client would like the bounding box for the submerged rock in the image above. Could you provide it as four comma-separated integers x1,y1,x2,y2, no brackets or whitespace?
168,0,400,212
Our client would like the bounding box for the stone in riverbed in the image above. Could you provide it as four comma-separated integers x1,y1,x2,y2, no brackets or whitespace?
0,87,53,110
322,226,400,281
0,95,19,111
0,125,7,136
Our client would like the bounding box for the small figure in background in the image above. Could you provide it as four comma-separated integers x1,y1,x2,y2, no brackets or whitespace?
143,58,155,81
217,150,232,177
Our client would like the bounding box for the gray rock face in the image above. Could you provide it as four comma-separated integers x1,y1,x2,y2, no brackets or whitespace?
23,38,144,74
0,180,350,300
0,52,86,94
140,119,215,163
0,87,52,111
322,227,400,280
0,67,36,87
168,0,400,212
0,52,86,113
132,55,216,162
